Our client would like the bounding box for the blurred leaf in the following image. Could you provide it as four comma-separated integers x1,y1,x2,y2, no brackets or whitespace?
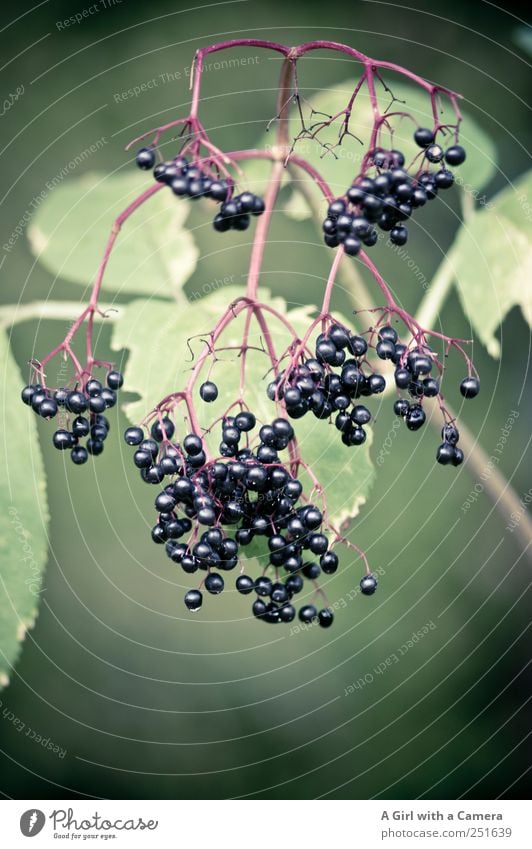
247,78,497,218
514,26,532,58
0,330,48,689
112,286,374,528
28,172,198,301
450,170,532,356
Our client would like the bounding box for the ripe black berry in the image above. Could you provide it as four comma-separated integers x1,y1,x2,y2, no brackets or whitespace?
460,377,480,399
360,574,378,595
136,147,156,170
445,145,466,166
414,127,435,148
200,381,218,402
184,589,202,611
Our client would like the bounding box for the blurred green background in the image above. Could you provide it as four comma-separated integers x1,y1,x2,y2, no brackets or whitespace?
0,0,530,800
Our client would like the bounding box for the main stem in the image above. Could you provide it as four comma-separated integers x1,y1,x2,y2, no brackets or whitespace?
246,57,294,300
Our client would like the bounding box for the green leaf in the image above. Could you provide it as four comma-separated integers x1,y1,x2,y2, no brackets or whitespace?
28,172,198,301
112,286,374,528
514,26,532,58
0,330,49,689
449,170,532,356
248,79,497,218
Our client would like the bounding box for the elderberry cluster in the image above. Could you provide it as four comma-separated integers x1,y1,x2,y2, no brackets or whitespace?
136,147,265,234
21,372,124,465
123,409,377,625
267,322,385,447
384,322,479,454
322,129,466,254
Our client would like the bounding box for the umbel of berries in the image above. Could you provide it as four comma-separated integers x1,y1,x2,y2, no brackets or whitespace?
138,149,266,234
268,321,384,447
21,371,124,465
321,129,466,255
124,410,376,627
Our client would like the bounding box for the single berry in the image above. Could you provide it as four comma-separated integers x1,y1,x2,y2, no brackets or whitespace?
136,147,156,170
445,145,466,166
200,381,218,402
318,608,334,628
124,426,144,445
184,589,202,611
298,604,318,624
460,377,480,399
107,370,124,390
236,575,254,595
414,127,435,148
205,573,224,594
360,574,378,595
71,446,88,465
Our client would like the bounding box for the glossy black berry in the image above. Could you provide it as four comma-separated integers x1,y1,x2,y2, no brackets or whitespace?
318,608,334,628
53,429,73,450
393,399,410,417
390,225,408,246
405,404,426,431
200,381,218,402
136,147,156,170
436,443,455,465
124,426,144,445
298,604,318,624
445,145,466,166
66,392,87,414
107,370,124,390
184,589,202,611
414,127,435,148
236,575,254,595
205,573,224,594
71,446,88,465
360,574,378,595
460,377,480,399
183,434,203,455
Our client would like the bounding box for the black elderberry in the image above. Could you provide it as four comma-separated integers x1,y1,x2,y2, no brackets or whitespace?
236,575,254,595
53,429,74,450
414,127,435,148
136,147,156,170
39,398,58,419
445,145,466,166
184,589,202,611
460,377,480,399
360,574,378,595
436,443,455,465
183,433,203,455
318,608,334,628
124,426,144,445
393,398,410,417
200,381,218,402
205,573,224,594
66,392,87,414
279,604,296,623
405,404,426,431
442,423,459,445
71,446,88,465
426,144,444,163
298,605,318,624
390,225,408,246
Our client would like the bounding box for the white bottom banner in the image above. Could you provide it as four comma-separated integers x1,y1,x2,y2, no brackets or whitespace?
0,800,528,847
